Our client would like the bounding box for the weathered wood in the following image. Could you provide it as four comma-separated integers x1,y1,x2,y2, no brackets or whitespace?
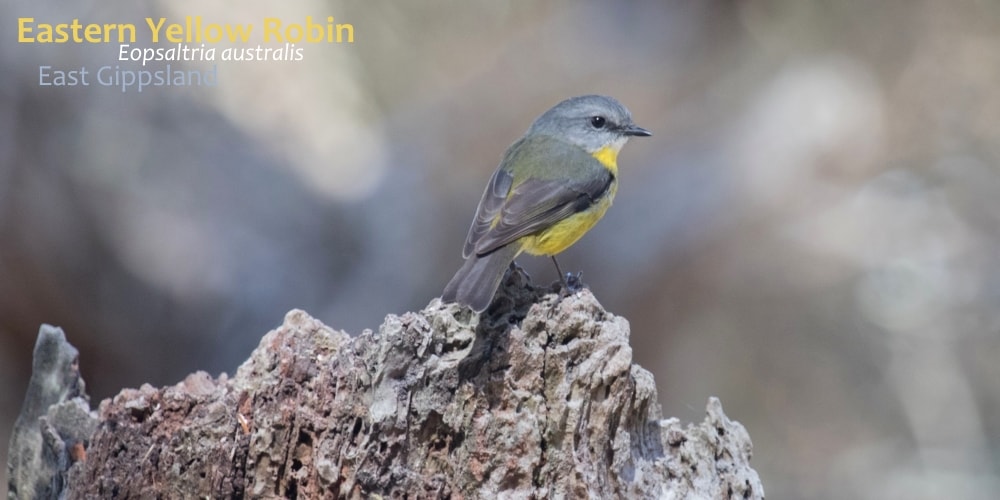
10,272,764,499
7,325,95,500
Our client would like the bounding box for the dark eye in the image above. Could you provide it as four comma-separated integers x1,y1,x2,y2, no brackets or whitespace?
590,116,606,129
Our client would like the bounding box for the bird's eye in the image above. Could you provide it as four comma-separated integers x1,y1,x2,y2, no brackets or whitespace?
590,116,607,129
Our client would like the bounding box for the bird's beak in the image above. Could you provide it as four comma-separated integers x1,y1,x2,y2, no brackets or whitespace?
622,124,652,137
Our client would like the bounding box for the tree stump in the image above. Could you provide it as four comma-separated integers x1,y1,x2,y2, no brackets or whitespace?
8,270,764,499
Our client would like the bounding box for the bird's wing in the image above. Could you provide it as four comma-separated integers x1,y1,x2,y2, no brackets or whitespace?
462,166,514,258
470,139,613,257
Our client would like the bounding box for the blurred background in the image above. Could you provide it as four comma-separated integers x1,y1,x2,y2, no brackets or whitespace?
3,1,1000,498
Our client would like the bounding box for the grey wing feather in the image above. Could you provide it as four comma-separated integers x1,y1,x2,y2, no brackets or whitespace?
472,157,612,256
462,167,513,258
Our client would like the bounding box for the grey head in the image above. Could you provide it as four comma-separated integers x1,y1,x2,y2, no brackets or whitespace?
526,95,652,154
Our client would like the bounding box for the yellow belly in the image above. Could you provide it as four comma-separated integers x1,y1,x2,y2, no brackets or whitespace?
520,182,617,256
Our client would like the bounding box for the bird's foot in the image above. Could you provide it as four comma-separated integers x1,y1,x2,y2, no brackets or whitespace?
548,271,586,315
563,271,585,293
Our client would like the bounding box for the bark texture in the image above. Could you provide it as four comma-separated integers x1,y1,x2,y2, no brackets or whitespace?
10,271,764,499
7,325,96,500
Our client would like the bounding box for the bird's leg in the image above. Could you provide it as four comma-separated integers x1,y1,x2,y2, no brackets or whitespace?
551,256,569,291
551,256,584,292
549,256,570,313
548,256,586,314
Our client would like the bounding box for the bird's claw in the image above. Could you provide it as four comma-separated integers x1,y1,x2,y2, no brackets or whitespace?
563,271,585,293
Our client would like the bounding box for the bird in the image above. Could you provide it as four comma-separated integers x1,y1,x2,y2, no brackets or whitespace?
441,95,651,312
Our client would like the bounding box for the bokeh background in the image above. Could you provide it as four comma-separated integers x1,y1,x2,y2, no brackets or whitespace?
4,1,1000,498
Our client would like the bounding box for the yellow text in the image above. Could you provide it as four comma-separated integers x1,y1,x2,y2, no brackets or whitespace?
145,17,252,43
263,16,353,43
19,18,136,43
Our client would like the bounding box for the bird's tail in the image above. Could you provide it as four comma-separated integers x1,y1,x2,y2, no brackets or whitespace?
441,244,522,312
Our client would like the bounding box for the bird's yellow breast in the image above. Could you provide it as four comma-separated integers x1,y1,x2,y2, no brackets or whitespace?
591,144,621,174
520,146,620,256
